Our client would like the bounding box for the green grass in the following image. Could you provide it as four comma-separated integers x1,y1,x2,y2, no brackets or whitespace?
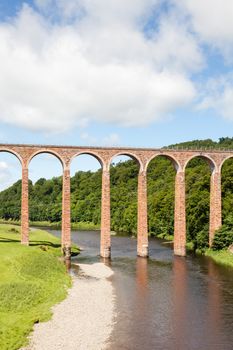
205,249,233,268
0,224,75,350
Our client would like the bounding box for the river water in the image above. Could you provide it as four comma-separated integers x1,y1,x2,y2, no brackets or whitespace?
49,229,233,350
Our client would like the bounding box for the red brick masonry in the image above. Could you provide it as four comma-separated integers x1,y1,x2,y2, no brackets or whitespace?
1,144,230,258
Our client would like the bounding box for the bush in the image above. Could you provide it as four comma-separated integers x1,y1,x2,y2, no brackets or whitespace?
212,226,233,250
195,226,209,251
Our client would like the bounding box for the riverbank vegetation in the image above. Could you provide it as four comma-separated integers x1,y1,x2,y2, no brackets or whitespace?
0,138,232,256
0,224,72,350
0,219,99,231
205,249,233,268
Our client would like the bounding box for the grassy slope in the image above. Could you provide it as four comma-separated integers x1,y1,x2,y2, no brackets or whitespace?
205,249,233,268
0,224,72,350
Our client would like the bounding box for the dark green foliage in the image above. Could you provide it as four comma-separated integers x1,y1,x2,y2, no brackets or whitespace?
185,157,211,248
169,137,233,150
0,138,232,250
147,156,175,237
0,180,22,220
110,160,138,233
212,215,233,250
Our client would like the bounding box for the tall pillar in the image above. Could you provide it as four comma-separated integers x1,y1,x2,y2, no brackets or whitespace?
137,171,148,257
101,169,111,258
209,170,222,246
21,166,29,245
62,167,71,257
174,171,186,256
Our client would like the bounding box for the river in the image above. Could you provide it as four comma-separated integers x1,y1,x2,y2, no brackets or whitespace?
49,229,233,350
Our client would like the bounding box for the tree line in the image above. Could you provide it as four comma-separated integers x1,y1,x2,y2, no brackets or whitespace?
0,138,232,250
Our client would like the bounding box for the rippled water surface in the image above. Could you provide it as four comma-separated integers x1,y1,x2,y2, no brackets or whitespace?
49,229,233,350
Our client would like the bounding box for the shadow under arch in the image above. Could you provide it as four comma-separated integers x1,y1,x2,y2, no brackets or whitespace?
146,154,177,241
185,155,212,250
28,152,64,242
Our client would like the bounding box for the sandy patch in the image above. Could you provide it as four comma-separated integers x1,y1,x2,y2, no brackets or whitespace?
22,262,115,350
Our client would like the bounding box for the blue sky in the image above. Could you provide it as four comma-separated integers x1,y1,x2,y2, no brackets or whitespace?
0,0,233,188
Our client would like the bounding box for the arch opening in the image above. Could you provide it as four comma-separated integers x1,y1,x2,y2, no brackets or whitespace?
110,155,139,242
28,150,64,168
70,154,102,233
28,153,63,238
109,152,142,171
221,157,233,224
185,156,212,250
146,154,179,173
185,155,216,173
0,151,22,224
147,155,176,240
71,151,103,169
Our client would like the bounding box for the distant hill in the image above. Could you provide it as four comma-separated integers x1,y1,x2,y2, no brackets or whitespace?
0,137,232,249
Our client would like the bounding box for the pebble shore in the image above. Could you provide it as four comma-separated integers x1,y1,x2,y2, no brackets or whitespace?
22,263,115,350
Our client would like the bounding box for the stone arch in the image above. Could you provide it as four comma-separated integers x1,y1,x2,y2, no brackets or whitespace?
184,153,214,250
184,154,216,173
70,151,104,169
219,155,233,172
28,150,64,230
145,153,180,173
109,152,140,255
0,148,23,165
27,149,64,168
70,152,103,229
109,152,142,171
146,153,178,244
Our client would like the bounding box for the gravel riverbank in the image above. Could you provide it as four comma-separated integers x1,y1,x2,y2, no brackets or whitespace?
22,262,115,350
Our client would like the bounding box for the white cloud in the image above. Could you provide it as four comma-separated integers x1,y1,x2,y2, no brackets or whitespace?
0,161,9,170
173,0,233,62
102,133,120,146
80,132,97,144
0,161,13,190
80,131,120,146
198,74,233,121
0,1,200,134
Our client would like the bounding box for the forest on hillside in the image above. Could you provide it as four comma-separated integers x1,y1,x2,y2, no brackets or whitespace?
0,138,232,249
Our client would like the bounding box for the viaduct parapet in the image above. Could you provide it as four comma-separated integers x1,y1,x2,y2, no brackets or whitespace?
0,143,232,258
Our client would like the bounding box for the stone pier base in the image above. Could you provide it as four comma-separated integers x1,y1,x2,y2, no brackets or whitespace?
63,246,71,260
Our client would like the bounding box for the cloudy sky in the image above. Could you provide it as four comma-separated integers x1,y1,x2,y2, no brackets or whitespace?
0,0,233,189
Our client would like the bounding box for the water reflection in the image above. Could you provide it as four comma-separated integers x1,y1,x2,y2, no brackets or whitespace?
172,256,188,350
65,258,71,272
206,258,222,348
136,257,148,297
48,229,233,350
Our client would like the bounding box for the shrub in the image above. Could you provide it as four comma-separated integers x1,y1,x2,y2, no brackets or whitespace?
195,226,209,251
212,226,233,250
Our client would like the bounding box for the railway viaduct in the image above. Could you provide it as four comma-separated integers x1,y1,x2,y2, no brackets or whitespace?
0,143,232,258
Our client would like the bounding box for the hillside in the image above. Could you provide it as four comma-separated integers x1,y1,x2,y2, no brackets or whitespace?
0,138,232,249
